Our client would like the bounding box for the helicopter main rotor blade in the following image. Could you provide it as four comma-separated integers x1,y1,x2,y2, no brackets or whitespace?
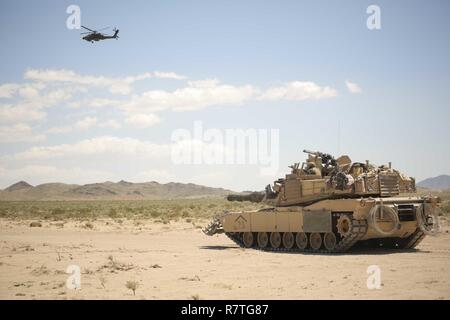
80,32,92,35
81,25,95,32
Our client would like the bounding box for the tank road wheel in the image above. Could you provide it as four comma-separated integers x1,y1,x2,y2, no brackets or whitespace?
242,232,254,248
282,232,295,249
296,232,308,249
257,232,269,248
310,232,322,250
270,232,282,248
323,232,337,251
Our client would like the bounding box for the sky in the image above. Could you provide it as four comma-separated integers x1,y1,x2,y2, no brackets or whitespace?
0,0,449,191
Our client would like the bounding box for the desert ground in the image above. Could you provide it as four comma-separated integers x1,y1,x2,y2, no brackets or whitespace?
1,210,449,300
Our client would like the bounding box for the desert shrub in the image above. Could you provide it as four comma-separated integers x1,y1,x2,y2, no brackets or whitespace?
108,208,119,218
83,222,94,229
78,207,92,217
51,208,65,216
441,201,450,215
30,221,42,227
125,280,139,295
149,210,161,218
181,210,190,218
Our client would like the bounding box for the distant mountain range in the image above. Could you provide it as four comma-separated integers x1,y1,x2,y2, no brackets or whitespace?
0,180,234,201
417,175,450,190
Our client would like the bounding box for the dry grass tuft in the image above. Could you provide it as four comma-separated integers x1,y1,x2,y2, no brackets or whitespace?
99,275,107,288
179,275,200,281
31,264,51,276
82,222,94,229
99,255,134,272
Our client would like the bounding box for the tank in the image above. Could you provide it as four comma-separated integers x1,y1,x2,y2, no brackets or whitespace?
203,149,442,253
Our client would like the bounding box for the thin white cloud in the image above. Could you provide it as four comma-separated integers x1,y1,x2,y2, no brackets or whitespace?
121,79,257,113
0,86,78,126
0,83,21,98
0,83,47,100
0,123,46,143
66,101,81,109
31,88,76,108
22,69,187,95
47,118,121,134
74,116,97,130
345,80,362,93
10,136,171,161
0,104,46,124
18,85,40,99
47,126,73,134
259,81,338,101
125,113,160,128
98,119,121,129
24,69,153,95
88,98,120,108
17,83,47,99
153,71,187,80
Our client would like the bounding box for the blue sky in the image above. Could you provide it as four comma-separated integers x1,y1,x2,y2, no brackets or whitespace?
0,0,449,190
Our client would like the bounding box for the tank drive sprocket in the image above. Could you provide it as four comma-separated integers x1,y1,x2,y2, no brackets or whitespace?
336,215,352,238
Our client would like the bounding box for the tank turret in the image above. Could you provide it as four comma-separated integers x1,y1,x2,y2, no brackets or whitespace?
263,150,416,207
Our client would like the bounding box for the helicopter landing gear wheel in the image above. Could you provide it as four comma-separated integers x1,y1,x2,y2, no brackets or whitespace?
323,232,337,251
242,232,254,248
257,232,269,248
296,232,308,249
282,232,295,249
310,232,322,250
270,232,282,248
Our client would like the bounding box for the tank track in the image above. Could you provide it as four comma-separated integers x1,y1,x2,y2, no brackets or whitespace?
400,228,426,249
224,218,368,254
357,228,426,250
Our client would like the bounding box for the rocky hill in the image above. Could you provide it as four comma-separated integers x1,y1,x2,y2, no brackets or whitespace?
0,180,233,201
417,175,450,190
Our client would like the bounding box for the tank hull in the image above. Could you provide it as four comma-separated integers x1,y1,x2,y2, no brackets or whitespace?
204,196,439,253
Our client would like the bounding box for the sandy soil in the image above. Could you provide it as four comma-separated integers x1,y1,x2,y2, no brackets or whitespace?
0,218,449,300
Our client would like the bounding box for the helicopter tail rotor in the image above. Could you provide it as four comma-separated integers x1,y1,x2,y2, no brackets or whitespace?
113,28,119,39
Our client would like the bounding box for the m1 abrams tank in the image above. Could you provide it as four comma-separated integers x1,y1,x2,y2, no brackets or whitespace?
203,150,441,253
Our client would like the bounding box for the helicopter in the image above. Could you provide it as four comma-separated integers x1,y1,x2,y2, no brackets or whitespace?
80,26,119,43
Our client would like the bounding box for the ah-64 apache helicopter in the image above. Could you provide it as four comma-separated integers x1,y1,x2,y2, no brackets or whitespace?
80,25,119,43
